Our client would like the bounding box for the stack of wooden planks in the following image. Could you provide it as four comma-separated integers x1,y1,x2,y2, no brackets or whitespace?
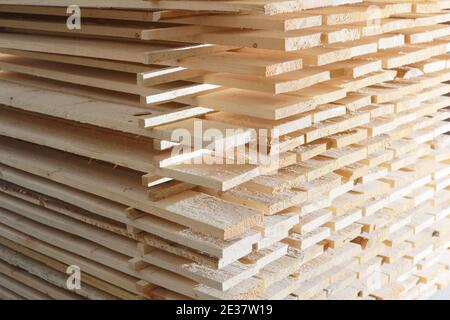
0,0,449,300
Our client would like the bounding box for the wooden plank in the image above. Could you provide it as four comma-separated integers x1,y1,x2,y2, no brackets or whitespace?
0,245,116,299
0,272,51,300
0,5,189,22
161,12,323,31
0,76,250,149
192,68,330,94
179,88,316,120
0,32,228,64
0,0,364,15
0,164,261,263
0,107,156,173
0,54,219,105
0,137,263,240
0,191,278,292
163,50,303,77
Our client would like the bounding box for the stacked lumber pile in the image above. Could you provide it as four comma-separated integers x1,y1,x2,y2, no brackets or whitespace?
0,0,449,300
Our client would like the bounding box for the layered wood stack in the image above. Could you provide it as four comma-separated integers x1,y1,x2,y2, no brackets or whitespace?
0,0,449,300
